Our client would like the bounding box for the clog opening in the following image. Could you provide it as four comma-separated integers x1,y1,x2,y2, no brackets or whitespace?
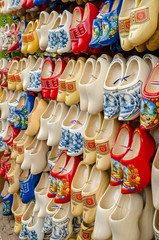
144,57,153,71
23,202,34,221
112,128,129,155
31,140,42,154
34,20,39,30
58,156,75,175
123,131,141,160
82,166,100,192
0,89,7,103
112,0,120,11
139,0,152,7
52,59,63,77
52,16,61,30
63,105,78,127
120,0,136,17
100,185,121,209
85,114,101,138
38,12,47,28
145,64,159,93
71,111,87,130
20,169,30,182
25,22,33,34
120,59,139,86
61,12,68,25
89,60,101,84
28,211,38,227
69,60,81,80
9,90,19,104
102,3,110,12
73,163,89,189
42,101,56,119
3,125,12,141
111,195,130,220
47,199,58,213
53,202,68,219
1,181,9,197
105,62,122,87
32,58,43,71
83,4,89,21
49,145,59,161
20,59,27,72
28,97,39,115
80,61,95,85
19,21,25,33
14,130,25,143
35,173,49,193
16,96,26,110
60,60,75,79
12,193,20,212
49,103,62,123
15,202,27,215
71,9,82,28
26,136,37,151
41,61,53,79
47,11,56,25
9,61,19,74
10,23,16,33
96,119,113,140
155,210,159,231
52,152,67,173
0,121,2,131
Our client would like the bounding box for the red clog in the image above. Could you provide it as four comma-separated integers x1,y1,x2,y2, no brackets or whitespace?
0,155,10,176
8,22,20,52
49,58,67,100
48,151,70,198
121,128,155,194
110,124,133,186
69,7,84,55
4,159,12,181
55,155,80,204
41,58,55,100
26,0,34,8
3,125,20,147
22,0,27,8
0,60,12,88
77,3,98,53
140,61,159,130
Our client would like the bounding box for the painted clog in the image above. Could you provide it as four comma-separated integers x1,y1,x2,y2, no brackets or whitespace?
152,146,159,209
27,211,45,240
143,54,159,72
1,180,13,216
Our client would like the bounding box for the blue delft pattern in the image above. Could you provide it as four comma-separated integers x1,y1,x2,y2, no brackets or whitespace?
73,216,83,233
8,103,18,123
43,215,53,235
103,88,119,119
57,29,69,50
48,31,58,50
19,223,28,239
119,80,143,120
28,70,41,91
28,230,38,240
0,136,5,149
59,128,70,149
68,132,83,155
50,218,70,240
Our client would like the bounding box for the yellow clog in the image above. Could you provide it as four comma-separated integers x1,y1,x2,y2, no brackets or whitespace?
27,20,39,54
21,21,34,54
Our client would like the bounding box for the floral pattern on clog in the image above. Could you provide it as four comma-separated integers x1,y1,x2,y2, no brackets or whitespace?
110,158,123,185
56,178,70,200
43,215,53,234
48,31,58,50
28,70,41,91
19,223,28,239
28,230,38,240
73,216,83,233
3,199,12,216
57,29,69,50
8,102,19,123
119,80,143,120
68,132,83,155
59,128,70,149
50,218,70,240
122,164,140,192
103,88,119,119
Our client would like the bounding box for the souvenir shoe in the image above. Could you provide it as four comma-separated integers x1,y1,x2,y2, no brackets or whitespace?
21,55,37,91
4,158,13,181
15,58,28,91
95,119,120,171
110,123,133,186
30,140,49,174
19,201,35,240
41,58,55,99
152,146,159,209
0,59,11,88
5,23,17,50
109,193,143,240
42,198,61,238
2,24,10,51
37,100,56,140
22,0,27,8
39,11,58,51
77,3,98,53
99,0,123,45
8,163,22,194
36,11,49,47
57,59,76,103
69,7,84,54
0,89,13,120
48,145,60,172
21,21,32,54
13,202,29,234
146,18,159,51
8,60,20,91
46,15,62,53
89,1,113,48
65,57,86,106
79,58,96,112
119,0,140,51
49,58,67,100
11,130,26,160
77,221,94,240
153,208,159,239
47,103,68,146
140,62,159,130
27,57,44,92
3,124,20,147
121,128,155,194
82,165,109,224
143,54,159,71
21,136,38,170
19,170,41,204
49,151,70,198
51,202,73,240
27,211,45,240
128,0,159,46
103,57,126,119
1,181,13,216
15,93,35,130
34,172,49,211
93,185,121,240
56,10,72,54
17,21,28,51
36,187,50,218
25,98,48,136
27,20,39,54
0,155,10,176
83,113,103,165
71,161,91,217
55,155,80,203
87,57,110,114
16,135,33,164
118,55,150,121
8,91,21,123
68,111,89,156
59,104,79,150
8,22,20,52
12,192,21,215
139,186,154,240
